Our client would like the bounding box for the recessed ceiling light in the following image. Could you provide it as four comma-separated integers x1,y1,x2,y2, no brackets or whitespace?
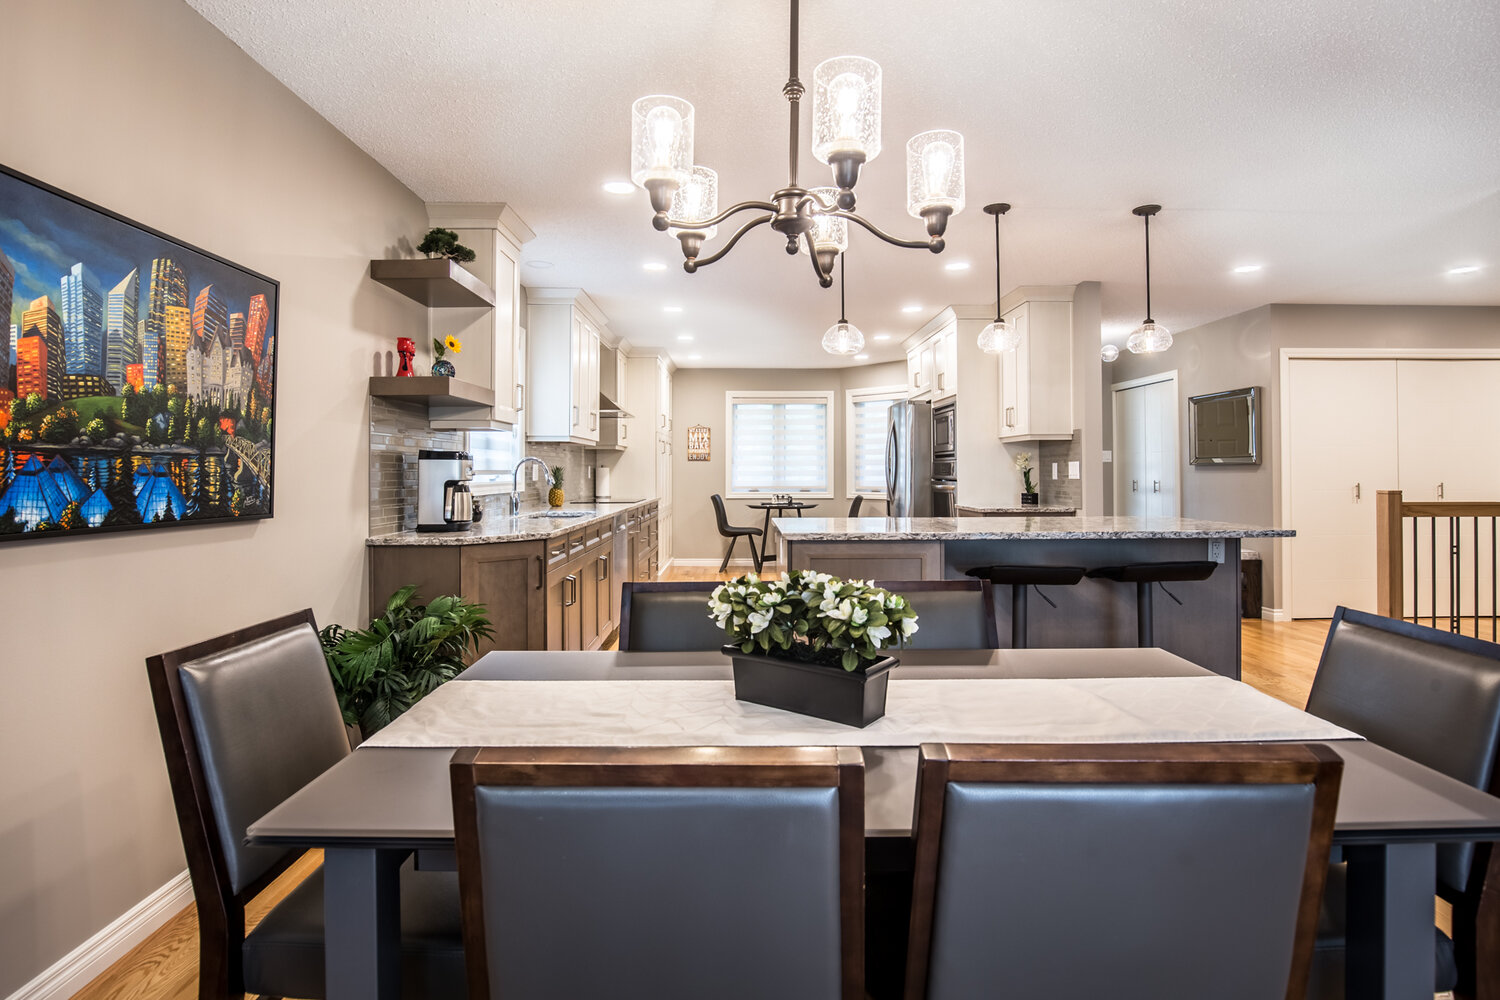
677,333,694,342
526,260,553,269
602,180,635,195
1232,263,1263,274
642,261,667,272
1448,264,1483,276
901,303,923,313
944,261,970,272
854,353,870,360
663,305,683,313
873,333,892,341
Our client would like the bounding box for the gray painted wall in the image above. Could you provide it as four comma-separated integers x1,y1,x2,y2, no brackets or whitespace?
1103,303,1500,613
0,0,429,990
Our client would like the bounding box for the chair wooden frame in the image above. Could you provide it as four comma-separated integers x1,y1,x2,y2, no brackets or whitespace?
902,742,1344,1000
450,745,866,1000
872,579,1001,650
618,580,723,651
144,608,322,1000
1313,606,1500,1000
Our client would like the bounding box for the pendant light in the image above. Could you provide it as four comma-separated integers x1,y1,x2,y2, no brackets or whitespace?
1126,205,1172,354
1100,343,1121,362
821,252,864,356
977,203,1020,353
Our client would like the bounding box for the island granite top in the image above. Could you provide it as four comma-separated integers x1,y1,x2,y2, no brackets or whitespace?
367,498,656,546
772,515,1295,541
957,505,1077,515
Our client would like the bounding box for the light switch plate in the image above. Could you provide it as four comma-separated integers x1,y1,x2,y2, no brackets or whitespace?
1068,461,1080,480
1051,462,1058,480
1102,450,1112,463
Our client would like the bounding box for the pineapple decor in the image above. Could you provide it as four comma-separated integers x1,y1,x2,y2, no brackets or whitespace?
548,466,565,507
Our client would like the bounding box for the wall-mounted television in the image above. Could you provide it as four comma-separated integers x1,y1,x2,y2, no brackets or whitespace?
1188,386,1259,465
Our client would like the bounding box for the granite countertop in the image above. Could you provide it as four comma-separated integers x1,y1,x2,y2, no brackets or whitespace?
957,505,1078,514
368,498,657,547
771,515,1296,541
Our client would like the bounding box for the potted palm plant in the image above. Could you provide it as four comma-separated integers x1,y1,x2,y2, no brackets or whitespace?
709,570,919,727
320,585,494,742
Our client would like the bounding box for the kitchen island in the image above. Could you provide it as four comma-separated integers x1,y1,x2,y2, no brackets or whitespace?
773,516,1294,678
366,499,661,652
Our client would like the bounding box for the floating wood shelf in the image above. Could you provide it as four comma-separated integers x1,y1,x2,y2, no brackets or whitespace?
369,258,496,308
369,376,495,408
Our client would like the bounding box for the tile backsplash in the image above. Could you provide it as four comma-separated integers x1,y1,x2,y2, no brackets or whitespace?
1039,431,1083,508
368,397,597,534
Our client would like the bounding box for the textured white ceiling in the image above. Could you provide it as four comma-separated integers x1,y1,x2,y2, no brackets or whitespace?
188,0,1500,368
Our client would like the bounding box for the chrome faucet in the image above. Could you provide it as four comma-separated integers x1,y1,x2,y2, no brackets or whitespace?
509,457,556,517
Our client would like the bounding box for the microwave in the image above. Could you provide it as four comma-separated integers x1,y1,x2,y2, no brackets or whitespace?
933,402,956,458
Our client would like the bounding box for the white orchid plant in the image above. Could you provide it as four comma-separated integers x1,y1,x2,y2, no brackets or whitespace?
1014,451,1037,494
709,569,919,672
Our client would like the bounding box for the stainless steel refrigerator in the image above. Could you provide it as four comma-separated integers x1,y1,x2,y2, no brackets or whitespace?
886,399,934,517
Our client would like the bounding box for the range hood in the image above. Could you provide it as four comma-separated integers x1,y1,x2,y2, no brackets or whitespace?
598,391,634,419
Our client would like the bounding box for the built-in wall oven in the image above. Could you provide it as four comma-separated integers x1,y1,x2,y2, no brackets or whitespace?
932,402,957,516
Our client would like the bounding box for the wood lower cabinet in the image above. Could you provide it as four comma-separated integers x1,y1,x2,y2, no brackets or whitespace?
370,503,659,653
370,541,545,656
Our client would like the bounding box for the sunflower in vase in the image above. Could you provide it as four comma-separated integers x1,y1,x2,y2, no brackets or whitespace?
432,335,462,377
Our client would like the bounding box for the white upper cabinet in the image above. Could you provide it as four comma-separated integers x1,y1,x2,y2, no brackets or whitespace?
905,322,956,401
526,289,606,445
996,298,1073,442
424,203,533,430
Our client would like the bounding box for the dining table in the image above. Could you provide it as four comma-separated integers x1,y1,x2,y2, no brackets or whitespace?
745,499,819,562
248,647,1500,1000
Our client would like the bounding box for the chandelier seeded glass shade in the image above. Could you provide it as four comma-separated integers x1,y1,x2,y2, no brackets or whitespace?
822,253,864,356
977,202,1021,354
1126,204,1172,354
631,0,964,287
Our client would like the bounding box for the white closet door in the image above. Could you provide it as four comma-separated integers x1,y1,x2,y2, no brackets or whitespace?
1397,360,1500,619
1113,383,1147,517
1288,359,1399,618
1143,378,1180,518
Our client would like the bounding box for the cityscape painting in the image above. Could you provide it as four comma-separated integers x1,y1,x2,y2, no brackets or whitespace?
0,164,278,543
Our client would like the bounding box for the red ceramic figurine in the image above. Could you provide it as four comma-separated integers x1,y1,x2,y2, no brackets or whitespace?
396,337,416,376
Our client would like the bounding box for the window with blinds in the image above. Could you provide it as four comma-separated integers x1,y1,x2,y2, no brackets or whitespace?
727,392,834,496
846,385,907,497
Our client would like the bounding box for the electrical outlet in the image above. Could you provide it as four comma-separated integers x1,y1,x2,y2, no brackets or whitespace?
1068,461,1080,480
1208,539,1225,563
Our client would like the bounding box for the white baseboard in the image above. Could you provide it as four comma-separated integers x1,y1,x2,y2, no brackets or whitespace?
8,870,193,1000
1260,606,1288,622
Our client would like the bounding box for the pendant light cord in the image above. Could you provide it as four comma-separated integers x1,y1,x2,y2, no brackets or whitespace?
839,253,847,323
992,210,1002,322
1143,211,1153,324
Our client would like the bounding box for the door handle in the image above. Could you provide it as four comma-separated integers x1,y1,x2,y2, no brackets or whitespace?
535,554,543,591
1438,482,1445,499
590,412,597,431
621,422,628,441
515,383,524,411
572,404,579,425
1132,479,1138,494
886,422,898,502
598,555,609,582
564,574,577,607
1153,480,1160,494
1353,483,1361,501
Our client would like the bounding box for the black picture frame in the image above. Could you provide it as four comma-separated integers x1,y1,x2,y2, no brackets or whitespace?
0,162,280,543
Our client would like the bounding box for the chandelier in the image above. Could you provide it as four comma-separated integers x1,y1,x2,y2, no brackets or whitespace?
630,0,966,288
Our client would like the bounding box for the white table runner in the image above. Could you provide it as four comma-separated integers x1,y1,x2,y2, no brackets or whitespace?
362,676,1360,748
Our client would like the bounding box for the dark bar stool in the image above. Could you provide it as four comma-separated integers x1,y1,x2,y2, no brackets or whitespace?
1085,561,1219,647
965,565,1086,648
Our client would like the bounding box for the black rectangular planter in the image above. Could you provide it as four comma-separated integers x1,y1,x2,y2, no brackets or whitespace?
725,644,897,728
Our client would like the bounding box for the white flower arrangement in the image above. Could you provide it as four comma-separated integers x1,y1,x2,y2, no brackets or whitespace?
1013,451,1036,494
708,569,919,672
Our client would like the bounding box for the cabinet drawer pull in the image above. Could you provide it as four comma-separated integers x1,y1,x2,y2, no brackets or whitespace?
564,574,578,607
598,554,609,581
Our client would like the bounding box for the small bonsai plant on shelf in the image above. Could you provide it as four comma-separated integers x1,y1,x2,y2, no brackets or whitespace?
709,569,919,672
319,585,494,738
417,226,476,263
548,465,565,507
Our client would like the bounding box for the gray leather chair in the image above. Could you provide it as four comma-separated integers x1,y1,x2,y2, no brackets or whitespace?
619,581,728,651
873,580,1000,650
1304,606,1500,998
146,610,466,1000
451,745,865,1000
903,742,1342,1000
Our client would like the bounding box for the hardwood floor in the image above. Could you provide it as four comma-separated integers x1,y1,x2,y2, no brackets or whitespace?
69,586,1400,998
